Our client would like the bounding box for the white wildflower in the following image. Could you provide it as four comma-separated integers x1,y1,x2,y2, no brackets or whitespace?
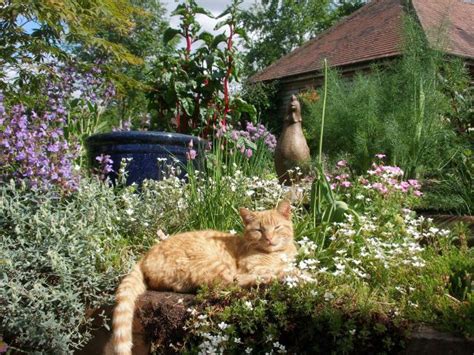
218,322,229,330
324,292,335,301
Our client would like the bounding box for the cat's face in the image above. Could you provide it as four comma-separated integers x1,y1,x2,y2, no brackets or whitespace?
240,201,294,252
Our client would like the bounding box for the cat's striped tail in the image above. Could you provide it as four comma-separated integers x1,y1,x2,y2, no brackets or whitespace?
112,263,147,355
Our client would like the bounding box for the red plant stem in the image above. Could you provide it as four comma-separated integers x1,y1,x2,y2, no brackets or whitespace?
222,24,234,127
185,26,192,59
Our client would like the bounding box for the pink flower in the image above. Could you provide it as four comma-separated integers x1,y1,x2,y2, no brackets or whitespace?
413,190,423,197
335,174,349,181
245,148,253,158
336,160,347,167
382,165,403,177
186,149,197,160
0,339,8,354
408,179,421,189
372,182,388,194
375,153,386,159
400,181,410,190
341,181,352,188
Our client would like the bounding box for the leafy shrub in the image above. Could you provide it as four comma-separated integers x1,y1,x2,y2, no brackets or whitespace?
0,174,194,353
300,16,472,212
148,0,255,135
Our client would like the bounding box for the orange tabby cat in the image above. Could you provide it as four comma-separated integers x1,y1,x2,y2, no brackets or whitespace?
112,201,297,355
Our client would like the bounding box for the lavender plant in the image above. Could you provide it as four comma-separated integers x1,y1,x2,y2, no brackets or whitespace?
45,64,117,149
0,93,80,191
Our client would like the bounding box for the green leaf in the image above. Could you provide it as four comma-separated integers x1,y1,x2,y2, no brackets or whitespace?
216,7,232,19
180,98,194,116
163,28,181,44
232,97,257,117
193,6,213,17
211,33,228,48
198,31,214,45
214,20,229,31
234,28,249,42
171,4,188,16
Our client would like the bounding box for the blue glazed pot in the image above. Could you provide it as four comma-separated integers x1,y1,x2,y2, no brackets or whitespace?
85,131,204,185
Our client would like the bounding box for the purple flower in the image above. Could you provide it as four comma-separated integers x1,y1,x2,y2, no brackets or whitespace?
245,148,253,159
0,92,81,191
95,154,114,180
341,181,352,188
227,121,277,153
186,149,197,160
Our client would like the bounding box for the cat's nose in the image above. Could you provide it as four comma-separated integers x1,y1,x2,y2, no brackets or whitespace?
264,236,275,246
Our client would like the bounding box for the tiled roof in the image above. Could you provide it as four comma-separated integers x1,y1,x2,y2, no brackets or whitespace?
251,0,474,82
413,0,474,60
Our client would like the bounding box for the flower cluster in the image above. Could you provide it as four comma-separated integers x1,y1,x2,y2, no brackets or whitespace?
45,63,115,108
291,208,451,288
95,154,114,181
0,93,80,191
228,121,277,153
326,155,422,214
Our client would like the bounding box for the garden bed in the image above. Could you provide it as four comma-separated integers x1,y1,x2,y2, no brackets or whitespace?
79,290,474,355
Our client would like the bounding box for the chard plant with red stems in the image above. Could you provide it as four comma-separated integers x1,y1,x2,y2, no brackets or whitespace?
148,0,255,137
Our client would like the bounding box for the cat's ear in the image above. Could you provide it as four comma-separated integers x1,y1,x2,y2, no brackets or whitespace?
276,200,291,219
239,208,256,224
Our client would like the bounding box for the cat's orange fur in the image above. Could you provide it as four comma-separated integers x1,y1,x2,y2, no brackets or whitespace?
112,201,296,355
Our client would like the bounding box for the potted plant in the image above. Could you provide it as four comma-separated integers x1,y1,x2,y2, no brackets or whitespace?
86,0,255,185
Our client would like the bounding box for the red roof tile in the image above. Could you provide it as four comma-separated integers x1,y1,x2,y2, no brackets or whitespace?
251,0,474,82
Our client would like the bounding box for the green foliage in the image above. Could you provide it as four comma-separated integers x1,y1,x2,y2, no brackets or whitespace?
184,141,281,231
0,176,189,352
301,15,472,213
148,0,255,135
175,185,473,353
1,145,472,352
240,80,280,128
0,0,143,98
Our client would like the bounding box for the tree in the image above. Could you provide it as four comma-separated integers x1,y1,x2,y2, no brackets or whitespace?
240,0,365,75
77,0,170,124
0,0,143,98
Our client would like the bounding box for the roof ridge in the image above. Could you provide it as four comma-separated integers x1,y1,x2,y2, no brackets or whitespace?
251,0,393,81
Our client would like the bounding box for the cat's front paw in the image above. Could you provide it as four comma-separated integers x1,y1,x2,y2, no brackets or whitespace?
235,273,275,288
